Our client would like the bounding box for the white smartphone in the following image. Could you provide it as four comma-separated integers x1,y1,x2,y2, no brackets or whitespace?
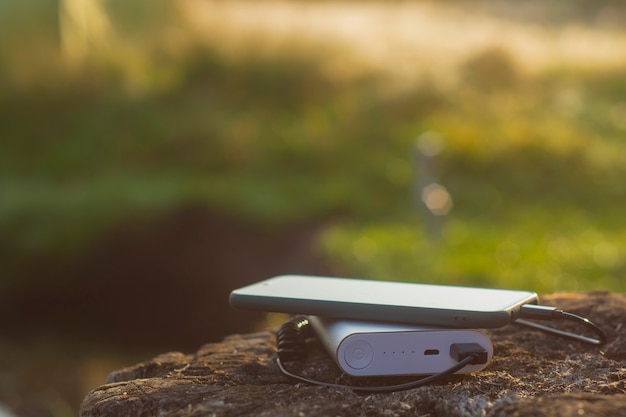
229,274,538,328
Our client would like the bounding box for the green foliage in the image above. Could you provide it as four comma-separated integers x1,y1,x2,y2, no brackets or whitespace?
1,1,625,293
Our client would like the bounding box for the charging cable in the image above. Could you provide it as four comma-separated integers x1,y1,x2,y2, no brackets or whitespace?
275,316,487,392
276,352,478,392
515,304,607,346
274,306,607,392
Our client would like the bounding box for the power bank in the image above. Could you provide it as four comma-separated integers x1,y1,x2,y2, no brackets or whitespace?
308,316,493,377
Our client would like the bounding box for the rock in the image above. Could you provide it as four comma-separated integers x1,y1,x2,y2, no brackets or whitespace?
80,292,626,417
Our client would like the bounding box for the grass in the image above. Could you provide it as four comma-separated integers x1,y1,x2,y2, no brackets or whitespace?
1,1,626,295
320,60,626,293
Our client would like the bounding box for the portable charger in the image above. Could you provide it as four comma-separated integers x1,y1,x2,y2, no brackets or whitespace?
308,316,493,377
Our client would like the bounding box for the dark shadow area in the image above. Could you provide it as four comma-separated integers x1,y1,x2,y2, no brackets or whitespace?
0,204,333,352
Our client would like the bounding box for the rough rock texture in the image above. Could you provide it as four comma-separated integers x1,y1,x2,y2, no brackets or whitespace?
80,292,626,417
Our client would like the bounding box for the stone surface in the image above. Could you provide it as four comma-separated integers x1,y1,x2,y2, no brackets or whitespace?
80,292,626,417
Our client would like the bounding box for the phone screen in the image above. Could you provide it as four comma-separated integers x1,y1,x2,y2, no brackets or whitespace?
230,275,538,328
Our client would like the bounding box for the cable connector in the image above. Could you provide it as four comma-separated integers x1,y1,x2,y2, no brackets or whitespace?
519,304,562,320
450,343,488,365
516,304,607,346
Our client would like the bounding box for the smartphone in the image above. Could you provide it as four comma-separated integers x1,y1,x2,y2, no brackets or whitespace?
229,274,538,328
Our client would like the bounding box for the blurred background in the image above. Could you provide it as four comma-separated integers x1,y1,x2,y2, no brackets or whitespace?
0,0,625,415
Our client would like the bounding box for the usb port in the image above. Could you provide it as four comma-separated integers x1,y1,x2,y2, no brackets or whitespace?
449,343,488,365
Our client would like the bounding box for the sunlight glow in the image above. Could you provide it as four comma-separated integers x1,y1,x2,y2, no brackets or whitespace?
421,183,453,216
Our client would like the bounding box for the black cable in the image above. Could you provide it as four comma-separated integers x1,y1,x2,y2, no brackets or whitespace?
276,315,314,362
516,304,607,346
274,304,607,392
276,353,478,393
275,316,482,392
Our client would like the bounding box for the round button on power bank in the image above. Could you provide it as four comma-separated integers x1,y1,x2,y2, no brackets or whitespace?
344,340,374,369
